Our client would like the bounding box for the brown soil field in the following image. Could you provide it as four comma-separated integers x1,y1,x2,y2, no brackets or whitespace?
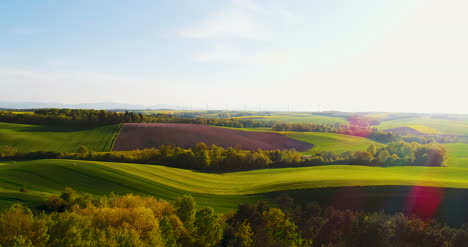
113,123,314,151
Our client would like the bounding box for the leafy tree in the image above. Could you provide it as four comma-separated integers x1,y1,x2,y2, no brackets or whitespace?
0,204,48,247
175,195,197,231
160,216,181,247
262,208,300,246
351,151,374,165
321,151,338,162
367,144,377,156
0,145,17,157
193,207,223,247
234,219,253,247
77,146,89,156
377,150,391,164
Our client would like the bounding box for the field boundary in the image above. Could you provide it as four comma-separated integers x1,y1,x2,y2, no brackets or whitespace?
109,123,124,151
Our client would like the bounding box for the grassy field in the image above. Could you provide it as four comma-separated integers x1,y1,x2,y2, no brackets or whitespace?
377,118,468,136
284,132,382,154
233,114,347,125
0,122,121,152
444,143,468,168
408,125,440,134
3,159,468,211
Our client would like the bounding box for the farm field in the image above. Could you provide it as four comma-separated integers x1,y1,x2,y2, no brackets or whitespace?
284,132,382,154
233,114,347,125
138,110,347,125
0,122,121,152
377,118,468,136
219,127,382,154
4,159,468,212
113,123,314,151
444,143,468,168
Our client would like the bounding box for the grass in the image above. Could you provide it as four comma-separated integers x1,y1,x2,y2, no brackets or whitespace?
3,159,468,212
444,143,468,168
377,118,468,136
408,125,440,134
0,122,121,152
284,132,382,154
234,114,347,125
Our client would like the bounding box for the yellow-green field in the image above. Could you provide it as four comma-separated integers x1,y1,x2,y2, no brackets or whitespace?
284,132,382,154
233,114,346,125
444,143,468,168
408,125,440,134
377,118,468,136
8,111,34,114
3,159,468,211
0,122,121,152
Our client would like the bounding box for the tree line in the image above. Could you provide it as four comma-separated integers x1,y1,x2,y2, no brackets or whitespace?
0,141,448,171
1,190,468,247
6,109,466,144
0,109,272,128
272,123,400,143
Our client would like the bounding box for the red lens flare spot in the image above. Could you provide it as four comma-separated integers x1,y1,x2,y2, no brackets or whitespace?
405,186,443,220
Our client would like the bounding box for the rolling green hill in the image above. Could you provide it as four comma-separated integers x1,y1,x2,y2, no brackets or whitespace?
284,132,382,154
233,114,347,125
0,122,121,152
376,118,468,136
444,143,468,168
3,159,468,211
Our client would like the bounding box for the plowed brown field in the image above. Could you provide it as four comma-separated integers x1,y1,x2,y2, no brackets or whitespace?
113,123,314,151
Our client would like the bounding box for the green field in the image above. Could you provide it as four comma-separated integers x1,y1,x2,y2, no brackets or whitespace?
284,132,382,154
444,143,468,168
3,159,468,211
233,114,346,125
0,122,121,152
377,118,468,136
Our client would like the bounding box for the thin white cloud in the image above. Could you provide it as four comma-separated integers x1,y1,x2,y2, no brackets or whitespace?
180,0,297,65
178,7,261,40
178,0,293,40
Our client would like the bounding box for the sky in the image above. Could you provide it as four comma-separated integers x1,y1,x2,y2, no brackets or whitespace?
1,0,467,113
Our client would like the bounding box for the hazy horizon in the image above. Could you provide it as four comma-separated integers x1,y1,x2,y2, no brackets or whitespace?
1,0,467,113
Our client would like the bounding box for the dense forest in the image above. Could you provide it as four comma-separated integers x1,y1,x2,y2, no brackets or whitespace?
0,141,448,171
1,190,467,247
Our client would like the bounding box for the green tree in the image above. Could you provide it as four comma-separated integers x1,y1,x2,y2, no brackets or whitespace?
321,151,338,162
377,150,391,164
351,151,374,165
234,219,253,247
160,216,181,247
193,207,223,247
0,145,17,157
262,208,300,246
175,195,197,231
367,144,377,156
77,146,89,156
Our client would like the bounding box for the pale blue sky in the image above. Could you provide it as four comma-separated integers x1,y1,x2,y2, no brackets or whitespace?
1,0,467,113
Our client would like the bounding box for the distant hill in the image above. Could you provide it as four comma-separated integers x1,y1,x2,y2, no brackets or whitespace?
0,101,178,110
